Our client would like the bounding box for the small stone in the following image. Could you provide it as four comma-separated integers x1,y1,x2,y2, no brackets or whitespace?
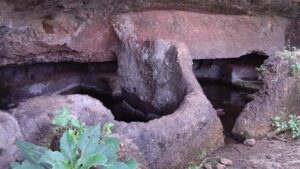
216,163,226,169
204,163,213,169
265,154,272,159
220,158,233,166
216,109,225,116
244,138,256,146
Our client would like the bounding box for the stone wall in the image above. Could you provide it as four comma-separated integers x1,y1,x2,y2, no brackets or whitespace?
0,1,298,65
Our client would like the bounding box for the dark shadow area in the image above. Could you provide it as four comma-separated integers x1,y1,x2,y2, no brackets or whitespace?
0,61,154,122
0,61,117,109
193,52,268,143
62,86,150,123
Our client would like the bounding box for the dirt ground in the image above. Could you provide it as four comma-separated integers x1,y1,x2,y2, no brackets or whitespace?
210,138,300,169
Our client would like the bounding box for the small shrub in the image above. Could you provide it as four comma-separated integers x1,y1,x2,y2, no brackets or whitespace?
279,47,300,77
11,106,138,169
197,150,207,161
272,116,289,132
272,114,300,139
291,62,300,77
256,66,266,72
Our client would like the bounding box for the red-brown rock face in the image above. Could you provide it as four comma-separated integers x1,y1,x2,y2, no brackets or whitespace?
0,1,296,66
113,11,288,60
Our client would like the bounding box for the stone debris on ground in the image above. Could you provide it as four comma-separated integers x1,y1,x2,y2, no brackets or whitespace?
204,163,213,169
243,138,256,146
220,158,234,166
216,163,226,169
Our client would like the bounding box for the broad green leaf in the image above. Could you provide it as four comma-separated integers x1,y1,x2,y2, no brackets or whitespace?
68,129,81,143
78,124,101,157
102,137,120,156
42,150,75,169
52,160,73,169
10,161,22,168
52,106,71,128
40,150,66,168
16,140,48,164
96,143,117,160
102,161,131,169
60,132,77,164
10,160,45,169
96,137,121,161
80,153,107,168
68,129,76,140
124,159,138,169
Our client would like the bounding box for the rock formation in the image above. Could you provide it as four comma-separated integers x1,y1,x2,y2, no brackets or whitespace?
0,0,299,169
0,111,23,169
233,51,300,138
0,1,298,65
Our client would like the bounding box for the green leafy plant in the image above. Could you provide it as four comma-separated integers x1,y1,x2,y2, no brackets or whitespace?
197,150,207,161
288,115,300,139
272,114,300,139
256,66,266,72
272,116,289,132
52,106,85,143
102,123,114,135
280,47,300,77
11,106,138,169
291,62,300,77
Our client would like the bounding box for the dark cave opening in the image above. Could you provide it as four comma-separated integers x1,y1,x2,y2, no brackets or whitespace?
0,61,117,108
62,86,151,123
0,52,269,126
0,61,153,122
193,52,268,143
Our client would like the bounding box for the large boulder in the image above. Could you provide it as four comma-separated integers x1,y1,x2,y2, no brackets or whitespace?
111,20,224,168
117,38,187,117
233,50,300,139
10,94,114,144
112,18,224,167
0,111,23,169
